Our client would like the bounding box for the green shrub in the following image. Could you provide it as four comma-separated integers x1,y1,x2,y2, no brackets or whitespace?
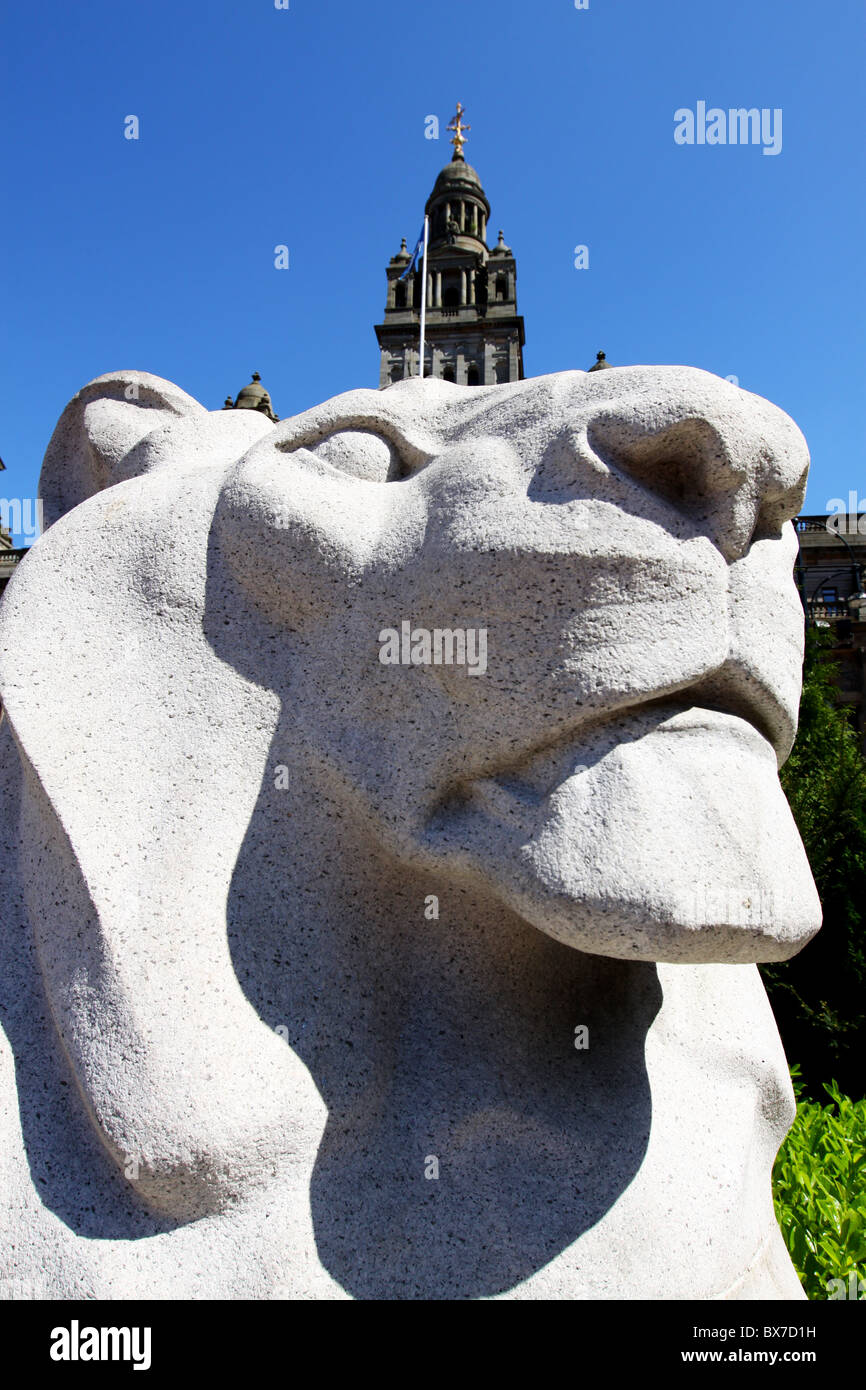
773,1067,866,1299
761,626,866,1097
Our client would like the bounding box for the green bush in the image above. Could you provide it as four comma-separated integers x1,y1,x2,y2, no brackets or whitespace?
773,1067,866,1299
761,626,866,1096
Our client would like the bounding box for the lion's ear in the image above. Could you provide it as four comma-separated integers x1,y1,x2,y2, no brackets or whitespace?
0,457,315,1222
39,371,208,527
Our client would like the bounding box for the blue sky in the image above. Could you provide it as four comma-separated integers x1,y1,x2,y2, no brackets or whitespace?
2,0,864,542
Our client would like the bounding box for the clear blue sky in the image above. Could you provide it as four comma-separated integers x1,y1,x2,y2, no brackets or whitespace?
2,0,864,542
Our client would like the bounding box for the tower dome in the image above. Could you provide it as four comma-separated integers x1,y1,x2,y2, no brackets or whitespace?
428,157,485,197
225,371,279,422
588,351,614,372
425,154,490,251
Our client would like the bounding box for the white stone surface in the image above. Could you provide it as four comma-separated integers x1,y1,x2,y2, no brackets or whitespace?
0,367,820,1299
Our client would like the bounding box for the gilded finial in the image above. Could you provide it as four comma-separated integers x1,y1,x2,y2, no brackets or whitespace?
448,102,471,160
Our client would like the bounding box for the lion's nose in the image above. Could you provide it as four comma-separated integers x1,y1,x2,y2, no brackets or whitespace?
584,376,810,562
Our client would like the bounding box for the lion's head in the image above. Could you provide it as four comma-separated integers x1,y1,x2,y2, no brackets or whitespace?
0,367,819,1292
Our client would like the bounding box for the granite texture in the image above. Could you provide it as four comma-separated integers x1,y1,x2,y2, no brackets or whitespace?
0,367,820,1298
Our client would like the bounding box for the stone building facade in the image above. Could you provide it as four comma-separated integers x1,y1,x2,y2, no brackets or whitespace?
0,527,26,597
795,515,866,747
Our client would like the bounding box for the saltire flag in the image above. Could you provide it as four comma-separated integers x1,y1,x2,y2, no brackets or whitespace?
399,225,426,280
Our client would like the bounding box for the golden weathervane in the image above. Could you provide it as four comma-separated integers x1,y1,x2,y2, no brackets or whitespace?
448,102,471,158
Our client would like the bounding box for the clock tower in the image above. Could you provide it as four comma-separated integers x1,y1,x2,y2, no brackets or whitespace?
375,105,525,387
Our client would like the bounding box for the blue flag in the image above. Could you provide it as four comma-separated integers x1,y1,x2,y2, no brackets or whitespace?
398,224,426,280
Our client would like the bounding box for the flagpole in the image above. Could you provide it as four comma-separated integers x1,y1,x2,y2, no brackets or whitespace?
419,215,429,379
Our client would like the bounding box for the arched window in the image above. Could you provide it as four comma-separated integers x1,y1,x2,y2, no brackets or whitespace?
394,281,407,309
467,364,480,386
442,365,456,383
495,274,507,301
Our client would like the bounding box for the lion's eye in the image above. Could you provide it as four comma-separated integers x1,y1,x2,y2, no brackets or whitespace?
306,430,405,483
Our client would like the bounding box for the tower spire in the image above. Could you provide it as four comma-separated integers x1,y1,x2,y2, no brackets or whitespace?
447,102,471,161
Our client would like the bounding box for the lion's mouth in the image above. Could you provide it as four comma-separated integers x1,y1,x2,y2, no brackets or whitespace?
439,661,792,825
462,703,768,822
452,700,769,827
418,679,820,966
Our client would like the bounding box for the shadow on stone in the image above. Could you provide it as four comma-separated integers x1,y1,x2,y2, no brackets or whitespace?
0,729,175,1242
205,552,661,1299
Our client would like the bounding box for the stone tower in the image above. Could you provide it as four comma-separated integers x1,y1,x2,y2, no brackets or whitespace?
222,371,279,422
375,106,525,387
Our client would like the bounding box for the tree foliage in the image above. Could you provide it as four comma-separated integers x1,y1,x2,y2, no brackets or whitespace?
761,626,866,1098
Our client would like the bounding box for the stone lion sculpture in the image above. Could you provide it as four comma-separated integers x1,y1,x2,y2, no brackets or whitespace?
0,366,821,1299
